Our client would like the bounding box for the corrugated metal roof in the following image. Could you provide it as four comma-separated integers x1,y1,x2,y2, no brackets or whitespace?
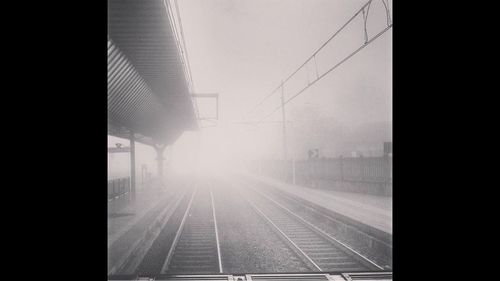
107,0,197,145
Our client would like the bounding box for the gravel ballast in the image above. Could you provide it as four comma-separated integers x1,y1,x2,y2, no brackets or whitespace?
212,180,311,273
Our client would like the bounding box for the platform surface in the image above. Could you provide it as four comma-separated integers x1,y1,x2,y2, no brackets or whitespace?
108,189,164,247
107,177,187,247
241,173,392,235
108,177,191,274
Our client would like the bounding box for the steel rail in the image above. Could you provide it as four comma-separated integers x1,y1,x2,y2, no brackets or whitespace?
210,186,223,273
244,196,322,271
160,187,198,273
249,186,384,270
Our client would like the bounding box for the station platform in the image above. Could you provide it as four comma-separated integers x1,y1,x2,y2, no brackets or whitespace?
108,182,168,247
108,177,188,274
239,172,392,235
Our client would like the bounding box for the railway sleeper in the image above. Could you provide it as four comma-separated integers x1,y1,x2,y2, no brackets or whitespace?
308,253,348,258
321,266,367,272
170,259,217,267
174,246,216,251
168,264,216,269
301,248,343,253
176,241,215,246
296,240,331,244
175,246,215,250
313,256,354,261
171,256,216,261
317,260,360,267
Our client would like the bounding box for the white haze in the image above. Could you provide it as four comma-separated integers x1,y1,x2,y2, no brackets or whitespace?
109,0,392,178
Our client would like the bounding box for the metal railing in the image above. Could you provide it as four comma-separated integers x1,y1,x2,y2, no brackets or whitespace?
250,156,392,195
108,177,131,200
294,156,392,184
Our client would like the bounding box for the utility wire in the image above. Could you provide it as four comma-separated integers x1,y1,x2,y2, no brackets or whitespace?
259,24,392,122
247,0,374,117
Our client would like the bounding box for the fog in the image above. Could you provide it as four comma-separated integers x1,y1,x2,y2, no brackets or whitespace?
108,1,392,276
173,0,391,171
109,0,392,178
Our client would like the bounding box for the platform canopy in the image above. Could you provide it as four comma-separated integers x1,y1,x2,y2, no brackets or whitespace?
108,0,197,146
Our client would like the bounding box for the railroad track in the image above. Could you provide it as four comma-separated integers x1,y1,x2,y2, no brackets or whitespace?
161,186,222,274
241,186,383,272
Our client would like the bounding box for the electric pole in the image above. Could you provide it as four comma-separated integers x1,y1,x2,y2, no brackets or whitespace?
280,80,288,181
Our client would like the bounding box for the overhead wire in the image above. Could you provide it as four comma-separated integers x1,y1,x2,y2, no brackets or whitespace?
246,0,375,117
259,24,392,122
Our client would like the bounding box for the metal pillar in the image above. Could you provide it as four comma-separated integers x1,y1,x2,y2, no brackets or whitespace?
141,164,147,185
339,155,344,182
290,121,296,185
129,131,136,194
154,144,166,177
280,81,288,181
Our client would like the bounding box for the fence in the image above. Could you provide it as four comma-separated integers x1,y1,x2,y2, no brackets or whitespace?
250,156,392,196
108,177,131,199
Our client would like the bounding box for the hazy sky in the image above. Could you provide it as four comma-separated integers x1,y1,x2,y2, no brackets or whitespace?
178,0,391,125
177,0,392,158
109,0,393,178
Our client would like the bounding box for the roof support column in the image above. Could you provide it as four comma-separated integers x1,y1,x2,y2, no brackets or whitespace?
129,131,136,196
154,143,167,179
